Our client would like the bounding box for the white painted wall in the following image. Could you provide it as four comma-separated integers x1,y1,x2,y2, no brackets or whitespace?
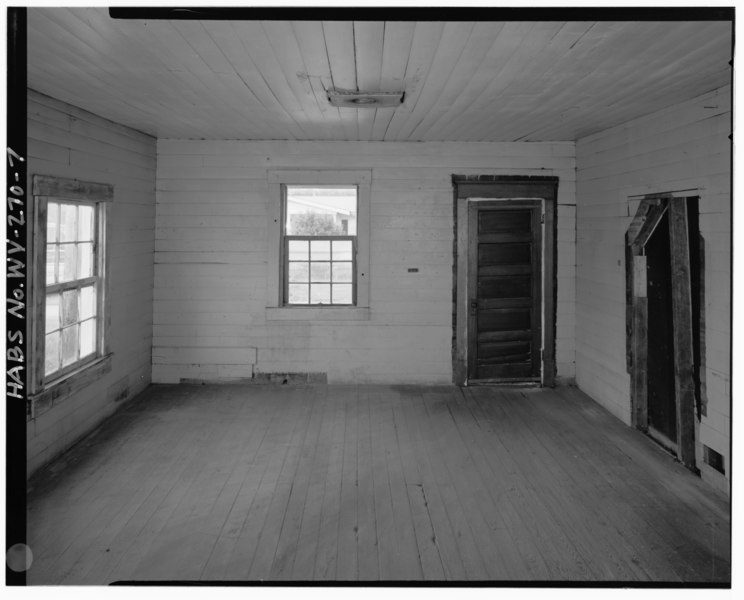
26,90,156,477
575,85,731,491
153,140,576,385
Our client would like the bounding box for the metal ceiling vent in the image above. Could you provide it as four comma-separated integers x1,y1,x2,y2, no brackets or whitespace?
327,88,404,108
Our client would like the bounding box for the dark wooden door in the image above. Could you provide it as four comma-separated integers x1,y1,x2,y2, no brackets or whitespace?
468,203,542,381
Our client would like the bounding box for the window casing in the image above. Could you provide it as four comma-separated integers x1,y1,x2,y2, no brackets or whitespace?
30,176,112,407
282,185,358,306
44,200,101,379
266,170,371,320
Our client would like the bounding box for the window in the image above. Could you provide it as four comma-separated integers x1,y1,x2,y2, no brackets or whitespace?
44,201,100,378
283,186,357,305
266,170,371,320
31,175,112,404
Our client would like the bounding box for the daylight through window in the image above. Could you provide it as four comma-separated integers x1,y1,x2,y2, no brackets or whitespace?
44,201,100,378
284,186,357,305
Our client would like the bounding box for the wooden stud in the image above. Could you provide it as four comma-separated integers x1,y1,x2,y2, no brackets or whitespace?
625,233,633,373
630,199,668,255
667,198,698,471
697,232,708,418
633,255,647,298
631,296,649,431
630,253,650,429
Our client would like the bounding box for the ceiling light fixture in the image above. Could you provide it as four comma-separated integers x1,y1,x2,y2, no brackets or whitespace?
327,89,405,108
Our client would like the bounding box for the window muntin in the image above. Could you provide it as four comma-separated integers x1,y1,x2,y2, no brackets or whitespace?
283,186,357,306
43,200,100,379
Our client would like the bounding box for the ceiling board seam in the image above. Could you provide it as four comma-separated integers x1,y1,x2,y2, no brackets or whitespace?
461,21,598,141
194,21,305,138
352,21,359,91
322,21,358,140
293,21,346,140
167,21,275,139
375,21,414,141
381,22,387,89
27,18,175,137
389,21,453,141
434,21,541,141
260,21,327,140
322,22,336,91
352,22,361,140
353,21,385,140
231,21,310,139
380,22,417,141
461,21,710,141
370,21,388,141
290,21,334,141
568,22,597,50
411,22,499,141
524,26,731,140
382,22,445,141
396,23,479,140
446,21,583,141
410,22,512,142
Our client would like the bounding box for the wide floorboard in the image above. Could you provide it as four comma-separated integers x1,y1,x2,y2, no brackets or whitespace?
26,384,731,584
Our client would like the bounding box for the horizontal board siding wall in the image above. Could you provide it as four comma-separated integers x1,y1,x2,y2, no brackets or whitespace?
27,90,156,477
575,85,731,489
154,140,576,385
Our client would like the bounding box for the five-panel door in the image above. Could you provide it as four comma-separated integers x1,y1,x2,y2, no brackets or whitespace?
467,203,542,382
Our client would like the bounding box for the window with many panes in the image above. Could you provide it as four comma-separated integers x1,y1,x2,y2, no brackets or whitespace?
283,186,357,305
44,200,100,378
31,175,111,396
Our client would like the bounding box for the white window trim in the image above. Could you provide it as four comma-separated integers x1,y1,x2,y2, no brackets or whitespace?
266,170,371,321
29,175,113,416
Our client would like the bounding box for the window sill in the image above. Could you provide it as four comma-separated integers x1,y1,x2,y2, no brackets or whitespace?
29,353,113,420
265,307,370,321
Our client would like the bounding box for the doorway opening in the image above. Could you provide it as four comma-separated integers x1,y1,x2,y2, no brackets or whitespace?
645,210,677,450
626,194,701,471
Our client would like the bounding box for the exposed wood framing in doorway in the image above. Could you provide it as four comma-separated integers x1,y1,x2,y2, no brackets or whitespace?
626,193,699,471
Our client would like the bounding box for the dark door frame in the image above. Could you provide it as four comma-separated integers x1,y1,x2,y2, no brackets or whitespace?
626,194,699,471
452,175,558,387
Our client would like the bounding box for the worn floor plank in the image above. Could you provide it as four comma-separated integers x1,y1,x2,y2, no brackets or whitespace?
334,387,359,580
26,383,731,584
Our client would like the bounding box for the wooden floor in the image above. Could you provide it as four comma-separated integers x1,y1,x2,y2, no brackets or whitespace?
26,384,731,584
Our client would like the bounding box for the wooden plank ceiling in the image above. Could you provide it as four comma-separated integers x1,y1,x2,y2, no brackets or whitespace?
26,8,732,141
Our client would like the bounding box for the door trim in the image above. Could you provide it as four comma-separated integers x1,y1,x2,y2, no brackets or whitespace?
452,176,558,387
